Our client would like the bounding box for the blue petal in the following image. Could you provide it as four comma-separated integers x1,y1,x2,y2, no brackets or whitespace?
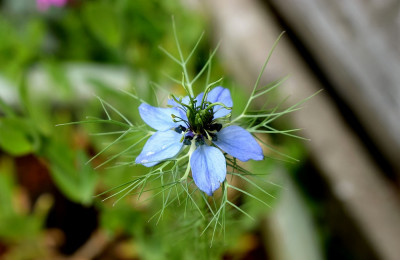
139,103,179,131
194,92,204,105
135,130,183,167
190,145,226,196
214,125,263,162
206,86,233,118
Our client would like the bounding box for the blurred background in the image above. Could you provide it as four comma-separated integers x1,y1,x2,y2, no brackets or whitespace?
0,0,399,259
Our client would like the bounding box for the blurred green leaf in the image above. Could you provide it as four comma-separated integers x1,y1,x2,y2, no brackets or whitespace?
82,2,122,49
0,215,42,241
0,117,34,156
100,201,141,236
0,17,45,79
0,157,44,242
44,141,97,205
0,98,16,117
0,157,15,217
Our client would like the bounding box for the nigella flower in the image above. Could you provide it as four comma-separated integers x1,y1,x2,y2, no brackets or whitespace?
135,86,263,196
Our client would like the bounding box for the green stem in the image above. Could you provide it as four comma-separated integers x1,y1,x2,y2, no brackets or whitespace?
204,102,231,111
232,31,286,124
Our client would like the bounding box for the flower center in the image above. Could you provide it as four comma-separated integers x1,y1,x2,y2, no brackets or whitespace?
192,108,213,133
171,96,228,146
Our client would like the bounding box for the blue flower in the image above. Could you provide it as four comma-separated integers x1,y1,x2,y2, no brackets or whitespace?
135,86,264,196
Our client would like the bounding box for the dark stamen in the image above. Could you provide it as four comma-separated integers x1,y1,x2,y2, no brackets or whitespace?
174,125,187,134
195,135,205,147
209,123,222,132
183,135,193,145
209,133,218,142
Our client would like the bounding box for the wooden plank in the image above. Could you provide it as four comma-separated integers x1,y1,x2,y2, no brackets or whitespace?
266,0,400,174
201,0,400,259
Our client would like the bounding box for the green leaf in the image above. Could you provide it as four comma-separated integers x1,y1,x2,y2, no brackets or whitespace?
44,141,97,205
0,215,42,242
82,2,122,49
0,157,45,242
0,157,16,218
0,117,33,156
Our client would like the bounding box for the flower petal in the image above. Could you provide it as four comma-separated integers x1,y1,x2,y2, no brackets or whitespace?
135,130,183,167
190,145,226,196
214,125,263,162
206,86,233,118
139,103,179,131
193,92,204,105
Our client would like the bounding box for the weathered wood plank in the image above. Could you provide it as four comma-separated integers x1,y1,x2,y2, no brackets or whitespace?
201,0,400,259
266,0,400,174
